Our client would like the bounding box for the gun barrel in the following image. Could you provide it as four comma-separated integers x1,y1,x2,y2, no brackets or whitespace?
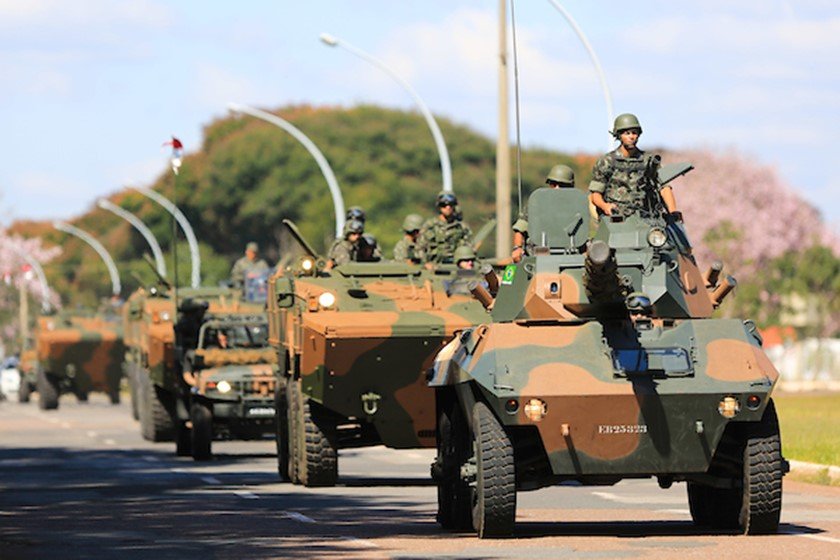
481,264,500,296
703,261,724,288
711,275,737,308
468,281,494,310
584,241,621,304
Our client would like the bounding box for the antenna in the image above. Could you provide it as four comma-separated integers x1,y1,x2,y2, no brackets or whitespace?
510,0,524,217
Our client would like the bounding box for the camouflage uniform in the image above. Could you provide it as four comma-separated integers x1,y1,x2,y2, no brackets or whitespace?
417,217,473,264
588,148,655,218
327,239,358,267
393,237,419,263
231,257,269,289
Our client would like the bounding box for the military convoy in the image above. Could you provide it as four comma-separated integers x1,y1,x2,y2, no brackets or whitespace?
18,311,124,410
267,220,491,486
428,167,786,537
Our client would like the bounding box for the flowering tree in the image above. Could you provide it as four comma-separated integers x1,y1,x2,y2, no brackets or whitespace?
0,231,62,353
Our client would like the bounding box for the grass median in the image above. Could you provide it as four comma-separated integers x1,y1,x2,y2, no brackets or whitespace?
774,393,840,485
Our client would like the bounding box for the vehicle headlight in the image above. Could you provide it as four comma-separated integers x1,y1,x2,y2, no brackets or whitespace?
318,291,336,309
159,311,171,322
717,396,740,418
523,398,547,422
301,257,314,272
217,380,232,394
647,227,667,248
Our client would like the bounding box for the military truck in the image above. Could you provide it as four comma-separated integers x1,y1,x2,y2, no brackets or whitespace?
429,166,786,538
18,311,124,410
125,274,275,459
267,220,491,487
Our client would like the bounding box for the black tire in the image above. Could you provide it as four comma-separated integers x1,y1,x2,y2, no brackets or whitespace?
292,379,338,487
191,401,213,461
286,378,301,484
275,383,290,481
75,389,89,403
688,400,783,535
176,421,192,457
471,402,516,538
108,390,120,405
37,369,59,410
139,375,175,442
435,394,472,530
18,380,32,403
128,367,139,420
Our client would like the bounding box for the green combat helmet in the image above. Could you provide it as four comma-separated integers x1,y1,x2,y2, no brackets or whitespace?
453,245,476,263
402,213,424,232
546,164,575,187
343,219,364,238
612,113,643,137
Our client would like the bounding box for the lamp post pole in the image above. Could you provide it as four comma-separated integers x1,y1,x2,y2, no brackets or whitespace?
496,0,512,258
228,103,346,238
53,222,121,297
98,199,167,277
320,32,453,195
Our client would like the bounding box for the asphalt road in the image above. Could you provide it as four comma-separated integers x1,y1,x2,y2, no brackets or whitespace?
1,394,838,559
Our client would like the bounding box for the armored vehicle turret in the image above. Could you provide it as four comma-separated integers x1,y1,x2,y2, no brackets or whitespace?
429,169,785,538
267,220,491,487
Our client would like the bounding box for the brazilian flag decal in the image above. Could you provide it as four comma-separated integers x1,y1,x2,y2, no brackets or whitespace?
501,264,517,285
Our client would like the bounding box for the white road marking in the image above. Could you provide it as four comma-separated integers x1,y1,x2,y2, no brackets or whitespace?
783,532,840,544
657,508,691,515
338,536,379,549
142,455,159,462
234,490,259,500
86,431,97,438
202,476,222,485
282,511,316,523
103,439,116,445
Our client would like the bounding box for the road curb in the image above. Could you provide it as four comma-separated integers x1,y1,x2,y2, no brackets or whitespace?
789,459,840,484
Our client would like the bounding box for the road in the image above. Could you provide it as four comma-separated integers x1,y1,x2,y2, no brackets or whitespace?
1,394,838,559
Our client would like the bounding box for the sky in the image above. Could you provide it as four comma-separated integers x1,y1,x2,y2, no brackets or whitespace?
1,0,838,233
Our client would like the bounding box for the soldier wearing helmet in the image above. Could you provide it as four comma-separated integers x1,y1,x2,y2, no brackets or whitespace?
230,241,269,289
454,245,477,270
417,192,473,266
393,213,424,264
346,206,366,224
511,164,575,263
589,113,677,219
357,233,382,262
325,219,364,270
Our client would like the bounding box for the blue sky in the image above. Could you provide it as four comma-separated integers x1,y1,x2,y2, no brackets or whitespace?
1,0,837,232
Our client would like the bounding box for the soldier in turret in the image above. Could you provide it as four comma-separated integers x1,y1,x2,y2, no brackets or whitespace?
230,242,269,289
417,192,473,266
325,219,364,270
588,113,677,219
393,213,423,264
454,245,478,270
512,164,575,263
358,233,382,262
346,206,366,224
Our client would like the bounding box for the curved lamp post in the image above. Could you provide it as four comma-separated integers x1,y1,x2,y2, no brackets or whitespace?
228,102,346,238
131,187,201,288
545,0,615,151
53,222,121,297
97,199,167,278
11,246,51,313
320,32,453,194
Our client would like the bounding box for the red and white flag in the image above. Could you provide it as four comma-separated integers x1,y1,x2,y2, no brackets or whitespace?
162,136,184,175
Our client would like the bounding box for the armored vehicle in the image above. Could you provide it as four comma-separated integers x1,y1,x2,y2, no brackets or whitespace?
18,311,124,410
267,220,491,487
17,348,37,403
125,274,276,458
429,165,785,538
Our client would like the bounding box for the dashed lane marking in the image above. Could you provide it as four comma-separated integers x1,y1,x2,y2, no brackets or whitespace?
657,508,691,515
338,536,379,549
202,477,222,485
282,511,316,523
103,439,116,445
142,455,159,462
235,490,259,500
782,531,840,544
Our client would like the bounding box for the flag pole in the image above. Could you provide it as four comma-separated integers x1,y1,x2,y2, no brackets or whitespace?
165,137,183,314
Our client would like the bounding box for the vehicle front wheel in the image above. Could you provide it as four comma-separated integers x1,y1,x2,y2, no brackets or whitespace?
37,369,59,410
275,384,290,481
435,393,472,531
290,379,338,487
18,380,32,403
471,401,516,538
191,401,213,461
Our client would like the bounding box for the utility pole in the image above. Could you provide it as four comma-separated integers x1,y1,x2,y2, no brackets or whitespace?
495,0,512,259
18,273,29,352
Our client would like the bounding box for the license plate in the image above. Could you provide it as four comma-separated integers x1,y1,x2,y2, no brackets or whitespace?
246,406,275,417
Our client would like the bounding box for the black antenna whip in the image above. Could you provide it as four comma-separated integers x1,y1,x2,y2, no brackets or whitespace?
510,0,524,217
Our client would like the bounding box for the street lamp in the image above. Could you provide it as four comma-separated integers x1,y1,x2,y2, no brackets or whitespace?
131,187,201,288
545,0,615,152
228,102,346,238
320,32,453,194
10,247,51,313
98,199,167,278
53,222,121,297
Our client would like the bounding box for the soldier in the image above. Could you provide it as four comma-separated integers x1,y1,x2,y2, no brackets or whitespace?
393,213,424,264
358,233,382,262
454,245,477,270
512,164,575,263
230,242,269,289
588,113,677,219
325,219,364,270
417,192,473,266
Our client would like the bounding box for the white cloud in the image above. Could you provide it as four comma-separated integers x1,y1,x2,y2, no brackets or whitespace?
0,0,172,29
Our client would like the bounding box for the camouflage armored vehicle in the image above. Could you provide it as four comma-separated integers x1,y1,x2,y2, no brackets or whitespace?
20,311,124,410
180,277,277,461
125,274,276,459
267,220,491,487
16,348,37,403
429,165,785,538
